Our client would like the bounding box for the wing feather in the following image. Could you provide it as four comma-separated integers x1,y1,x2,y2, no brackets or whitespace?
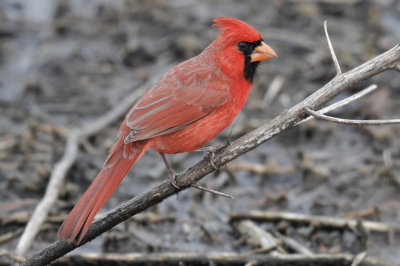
125,60,229,143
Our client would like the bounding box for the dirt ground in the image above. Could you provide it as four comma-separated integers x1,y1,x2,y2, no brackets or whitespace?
0,0,400,265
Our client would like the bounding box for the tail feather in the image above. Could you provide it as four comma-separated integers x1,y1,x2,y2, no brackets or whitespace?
58,138,149,243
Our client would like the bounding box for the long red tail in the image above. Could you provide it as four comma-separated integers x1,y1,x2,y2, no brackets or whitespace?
58,135,149,244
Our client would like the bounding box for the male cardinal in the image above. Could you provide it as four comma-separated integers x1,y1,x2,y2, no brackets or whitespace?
58,17,276,243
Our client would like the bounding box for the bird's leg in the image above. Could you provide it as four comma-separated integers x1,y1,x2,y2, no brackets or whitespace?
159,153,232,199
226,124,235,146
159,153,180,189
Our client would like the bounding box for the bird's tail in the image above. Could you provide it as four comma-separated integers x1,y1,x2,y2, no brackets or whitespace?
58,136,149,244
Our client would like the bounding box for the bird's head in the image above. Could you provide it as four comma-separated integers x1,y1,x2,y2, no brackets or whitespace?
212,17,277,83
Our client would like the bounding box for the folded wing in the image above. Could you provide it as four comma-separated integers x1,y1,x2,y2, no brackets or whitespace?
125,61,229,143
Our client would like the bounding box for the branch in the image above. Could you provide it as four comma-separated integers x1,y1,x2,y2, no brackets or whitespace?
324,20,342,75
230,211,400,233
191,183,234,199
15,130,79,257
21,42,400,266
15,82,150,257
298,84,377,125
352,252,368,266
52,252,388,266
305,107,400,125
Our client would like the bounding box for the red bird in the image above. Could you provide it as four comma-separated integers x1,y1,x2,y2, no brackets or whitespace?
58,17,276,243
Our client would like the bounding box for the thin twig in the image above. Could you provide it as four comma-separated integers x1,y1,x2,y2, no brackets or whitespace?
15,130,80,257
305,107,400,125
230,211,400,233
21,43,400,266
235,220,280,252
191,184,234,199
346,207,379,219
0,228,25,244
351,252,367,266
324,20,342,74
0,249,25,264
264,75,285,105
299,84,377,124
15,82,150,257
272,231,314,256
0,135,16,150
79,82,150,136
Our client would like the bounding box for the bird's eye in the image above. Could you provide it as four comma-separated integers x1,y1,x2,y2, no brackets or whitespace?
237,42,247,50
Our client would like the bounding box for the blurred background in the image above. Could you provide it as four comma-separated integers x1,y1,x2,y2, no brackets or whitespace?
0,0,399,264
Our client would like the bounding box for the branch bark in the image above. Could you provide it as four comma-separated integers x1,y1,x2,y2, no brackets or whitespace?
22,43,400,266
51,252,388,266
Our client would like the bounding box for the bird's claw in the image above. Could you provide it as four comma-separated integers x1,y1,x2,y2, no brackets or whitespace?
196,145,223,170
208,151,218,170
167,169,180,189
159,153,180,189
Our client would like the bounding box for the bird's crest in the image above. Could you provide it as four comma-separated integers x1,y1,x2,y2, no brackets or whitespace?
212,17,262,47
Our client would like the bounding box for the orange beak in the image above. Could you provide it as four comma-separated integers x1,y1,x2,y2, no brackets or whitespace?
250,41,277,62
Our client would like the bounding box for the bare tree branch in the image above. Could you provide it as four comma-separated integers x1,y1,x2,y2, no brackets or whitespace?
298,84,377,125
21,42,400,266
305,107,400,125
54,252,388,266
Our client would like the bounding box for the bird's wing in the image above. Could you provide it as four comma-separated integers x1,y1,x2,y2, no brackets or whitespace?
124,61,229,143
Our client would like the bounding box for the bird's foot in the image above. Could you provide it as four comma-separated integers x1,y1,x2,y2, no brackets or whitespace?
159,153,180,189
225,137,231,147
196,144,228,170
167,168,180,189
196,146,219,169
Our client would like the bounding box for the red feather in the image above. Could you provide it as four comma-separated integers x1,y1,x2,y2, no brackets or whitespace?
58,126,150,243
212,17,263,47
